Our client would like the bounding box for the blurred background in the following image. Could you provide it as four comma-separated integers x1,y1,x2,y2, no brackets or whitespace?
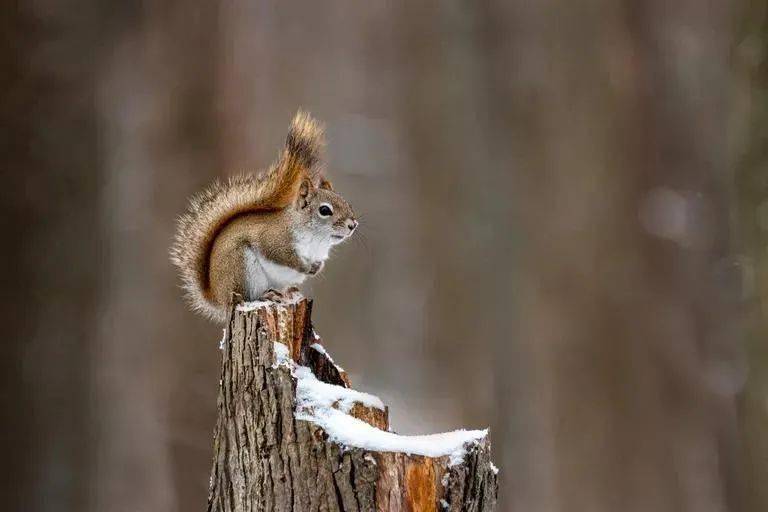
3,0,768,511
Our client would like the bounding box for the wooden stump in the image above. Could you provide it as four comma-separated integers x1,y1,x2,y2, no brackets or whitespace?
207,297,498,512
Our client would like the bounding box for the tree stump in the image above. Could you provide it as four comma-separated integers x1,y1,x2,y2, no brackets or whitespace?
207,296,498,512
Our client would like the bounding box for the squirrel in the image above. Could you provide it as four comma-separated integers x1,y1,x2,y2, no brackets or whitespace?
170,110,357,322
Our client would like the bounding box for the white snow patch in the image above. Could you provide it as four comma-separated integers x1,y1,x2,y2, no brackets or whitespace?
295,365,384,412
219,328,227,350
236,300,272,312
271,342,488,462
296,405,486,463
440,499,450,509
236,293,305,312
489,461,499,475
272,342,292,368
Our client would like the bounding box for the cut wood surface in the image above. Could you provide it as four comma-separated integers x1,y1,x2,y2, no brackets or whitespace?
207,296,498,512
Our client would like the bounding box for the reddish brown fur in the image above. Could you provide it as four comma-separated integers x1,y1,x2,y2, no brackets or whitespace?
170,110,327,321
207,210,310,309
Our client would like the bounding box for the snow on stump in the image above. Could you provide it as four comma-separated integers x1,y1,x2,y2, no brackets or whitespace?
207,296,498,512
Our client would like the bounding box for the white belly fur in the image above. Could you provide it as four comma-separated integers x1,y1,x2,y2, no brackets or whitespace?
243,246,306,300
294,230,332,263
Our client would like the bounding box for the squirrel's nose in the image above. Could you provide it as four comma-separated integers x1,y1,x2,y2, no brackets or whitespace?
347,219,358,232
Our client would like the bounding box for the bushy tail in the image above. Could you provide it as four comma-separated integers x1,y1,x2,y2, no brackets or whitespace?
260,109,325,208
286,110,324,172
170,110,325,321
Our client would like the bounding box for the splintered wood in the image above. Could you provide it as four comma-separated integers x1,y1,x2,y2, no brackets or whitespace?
208,297,498,512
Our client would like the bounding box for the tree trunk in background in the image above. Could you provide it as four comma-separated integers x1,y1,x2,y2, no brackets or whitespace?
1,1,114,509
93,3,224,512
394,0,502,426
209,299,498,512
487,1,741,511
733,2,768,512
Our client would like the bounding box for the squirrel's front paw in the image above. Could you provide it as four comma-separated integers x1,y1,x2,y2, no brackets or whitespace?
307,261,324,275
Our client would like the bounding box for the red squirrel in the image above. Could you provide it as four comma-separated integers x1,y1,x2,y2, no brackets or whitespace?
171,111,357,322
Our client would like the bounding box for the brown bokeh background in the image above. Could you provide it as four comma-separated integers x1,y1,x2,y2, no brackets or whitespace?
3,1,768,511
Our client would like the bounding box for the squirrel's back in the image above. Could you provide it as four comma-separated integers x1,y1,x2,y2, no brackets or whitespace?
170,111,324,321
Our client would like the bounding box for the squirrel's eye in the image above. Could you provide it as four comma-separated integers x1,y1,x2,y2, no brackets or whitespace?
318,204,333,217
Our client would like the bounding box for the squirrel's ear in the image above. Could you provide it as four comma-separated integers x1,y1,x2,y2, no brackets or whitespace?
319,177,334,191
297,176,315,208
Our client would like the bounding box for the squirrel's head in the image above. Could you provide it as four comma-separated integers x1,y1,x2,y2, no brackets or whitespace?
295,175,357,247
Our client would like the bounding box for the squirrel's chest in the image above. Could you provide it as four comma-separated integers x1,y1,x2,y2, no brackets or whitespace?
293,231,332,263
243,247,305,297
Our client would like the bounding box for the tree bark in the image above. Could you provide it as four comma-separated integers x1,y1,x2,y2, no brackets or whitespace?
207,297,498,512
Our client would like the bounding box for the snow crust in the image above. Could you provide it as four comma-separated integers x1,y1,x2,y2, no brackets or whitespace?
237,294,305,312
310,342,345,372
236,300,273,312
310,342,331,360
296,406,486,465
272,341,488,465
295,365,384,412
273,341,291,368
